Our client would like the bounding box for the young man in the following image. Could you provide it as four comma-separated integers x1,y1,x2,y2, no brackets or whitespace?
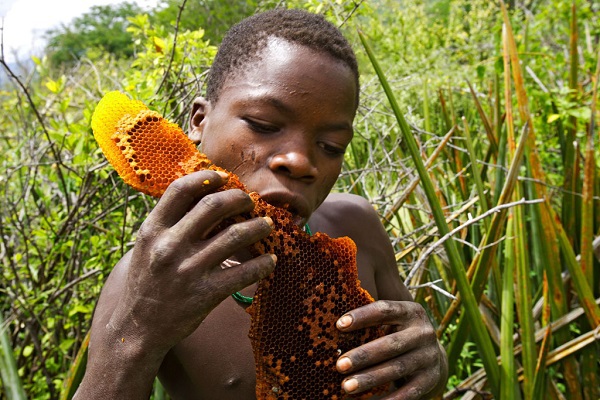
77,9,448,399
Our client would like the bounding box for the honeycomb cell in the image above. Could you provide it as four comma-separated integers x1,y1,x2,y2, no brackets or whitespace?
92,91,387,399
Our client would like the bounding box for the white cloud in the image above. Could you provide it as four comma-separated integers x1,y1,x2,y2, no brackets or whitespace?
1,0,159,63
0,0,18,18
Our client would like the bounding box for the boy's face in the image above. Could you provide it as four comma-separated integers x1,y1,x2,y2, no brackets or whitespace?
192,37,357,224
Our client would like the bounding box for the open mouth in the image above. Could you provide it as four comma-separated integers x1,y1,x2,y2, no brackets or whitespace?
260,192,308,226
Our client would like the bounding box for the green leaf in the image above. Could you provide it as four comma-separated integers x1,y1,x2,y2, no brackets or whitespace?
45,79,61,93
565,107,591,120
23,346,36,359
68,304,92,317
153,36,166,52
476,65,486,80
59,339,75,353
547,114,560,123
0,313,27,400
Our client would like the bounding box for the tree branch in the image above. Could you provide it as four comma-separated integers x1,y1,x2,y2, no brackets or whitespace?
155,0,188,97
405,197,545,285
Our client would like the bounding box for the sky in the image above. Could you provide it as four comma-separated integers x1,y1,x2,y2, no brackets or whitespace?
1,0,159,63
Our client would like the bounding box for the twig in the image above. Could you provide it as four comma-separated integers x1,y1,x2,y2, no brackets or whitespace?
404,197,545,285
518,176,600,201
466,155,600,202
155,0,188,96
49,269,101,302
452,237,480,254
0,59,72,211
408,279,456,300
339,0,364,28
444,386,493,400
382,126,455,225
1,16,5,62
395,195,480,260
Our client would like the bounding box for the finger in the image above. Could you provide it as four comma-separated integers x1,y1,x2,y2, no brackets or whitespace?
184,216,274,269
340,350,434,398
336,300,429,332
336,327,435,374
379,370,440,400
216,253,277,297
148,170,229,228
172,188,256,240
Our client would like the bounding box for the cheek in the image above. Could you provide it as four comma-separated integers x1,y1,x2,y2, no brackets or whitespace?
217,144,262,179
201,119,262,174
321,170,338,187
317,164,342,201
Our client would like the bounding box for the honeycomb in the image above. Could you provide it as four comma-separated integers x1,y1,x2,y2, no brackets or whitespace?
92,91,387,399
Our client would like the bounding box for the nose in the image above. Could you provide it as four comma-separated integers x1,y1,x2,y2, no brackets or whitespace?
268,142,318,183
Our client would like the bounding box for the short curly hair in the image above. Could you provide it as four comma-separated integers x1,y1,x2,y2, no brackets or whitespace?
206,8,359,106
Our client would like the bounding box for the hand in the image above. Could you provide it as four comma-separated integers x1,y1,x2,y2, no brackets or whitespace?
109,170,276,354
335,300,448,400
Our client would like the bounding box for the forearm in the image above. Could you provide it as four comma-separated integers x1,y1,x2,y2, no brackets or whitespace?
75,311,168,399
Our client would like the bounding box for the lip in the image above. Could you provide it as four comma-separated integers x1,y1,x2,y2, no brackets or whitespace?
259,191,311,223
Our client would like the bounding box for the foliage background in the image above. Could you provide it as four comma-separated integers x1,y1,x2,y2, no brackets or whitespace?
1,0,599,399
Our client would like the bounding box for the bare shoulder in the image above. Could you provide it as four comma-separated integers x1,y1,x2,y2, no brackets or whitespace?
309,193,381,238
310,193,411,302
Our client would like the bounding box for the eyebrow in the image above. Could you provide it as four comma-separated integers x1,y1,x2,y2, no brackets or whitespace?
320,121,354,134
242,94,293,114
242,94,354,133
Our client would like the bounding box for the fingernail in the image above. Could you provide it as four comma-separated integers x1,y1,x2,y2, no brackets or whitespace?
337,356,352,372
337,315,352,328
343,378,358,393
263,216,274,228
259,254,276,279
216,170,229,179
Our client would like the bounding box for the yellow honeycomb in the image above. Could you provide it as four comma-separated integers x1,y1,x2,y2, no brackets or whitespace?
91,91,214,197
92,91,387,399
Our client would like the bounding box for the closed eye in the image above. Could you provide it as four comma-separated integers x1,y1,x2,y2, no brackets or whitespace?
243,118,279,134
318,142,346,156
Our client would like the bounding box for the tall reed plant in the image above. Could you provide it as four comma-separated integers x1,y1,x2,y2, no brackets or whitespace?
355,1,600,398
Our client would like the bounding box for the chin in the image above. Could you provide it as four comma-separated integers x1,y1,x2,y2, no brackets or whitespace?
292,214,309,227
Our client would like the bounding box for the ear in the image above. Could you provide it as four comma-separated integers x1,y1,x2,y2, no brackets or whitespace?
189,96,210,145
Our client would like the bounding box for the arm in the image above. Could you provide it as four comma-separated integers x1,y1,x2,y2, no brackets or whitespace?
325,195,448,399
75,171,276,399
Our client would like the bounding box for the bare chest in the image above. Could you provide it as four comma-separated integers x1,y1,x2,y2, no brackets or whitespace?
160,294,257,399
